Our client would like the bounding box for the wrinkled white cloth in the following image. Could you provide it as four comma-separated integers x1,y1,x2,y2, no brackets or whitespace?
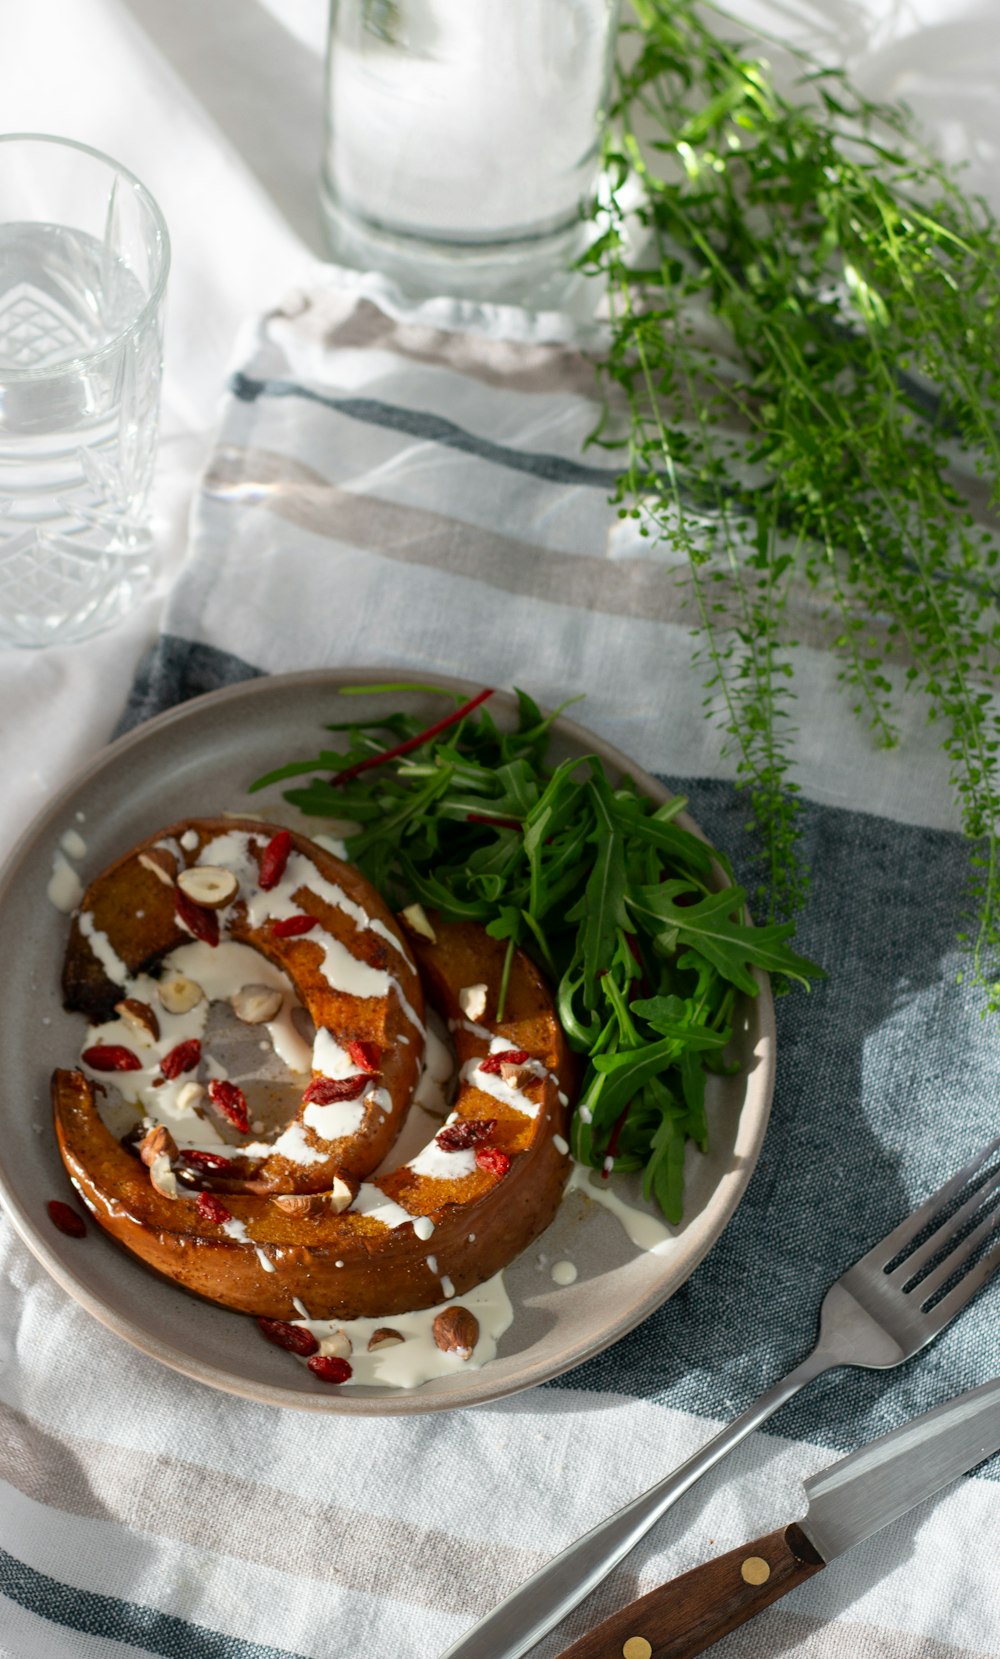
1,5,1000,1659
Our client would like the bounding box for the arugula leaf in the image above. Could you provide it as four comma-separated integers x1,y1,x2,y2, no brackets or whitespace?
253,688,824,1221
579,769,630,1002
629,883,825,993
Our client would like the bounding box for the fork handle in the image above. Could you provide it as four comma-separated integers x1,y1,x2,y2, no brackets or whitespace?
439,1349,834,1659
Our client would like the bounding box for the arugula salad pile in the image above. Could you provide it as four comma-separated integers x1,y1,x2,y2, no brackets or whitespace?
252,684,822,1222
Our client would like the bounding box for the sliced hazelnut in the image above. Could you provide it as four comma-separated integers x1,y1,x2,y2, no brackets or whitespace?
432,1305,479,1360
158,975,204,1015
318,1329,353,1360
368,1327,405,1351
175,1081,207,1114
138,1124,178,1167
273,1192,323,1218
176,866,239,909
400,903,437,942
458,983,488,1022
148,1151,179,1199
328,1175,355,1214
115,997,160,1043
139,846,177,887
231,984,283,1025
499,1061,536,1089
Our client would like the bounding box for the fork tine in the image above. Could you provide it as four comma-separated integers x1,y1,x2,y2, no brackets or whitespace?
863,1133,1000,1269
917,1238,1000,1339
887,1168,1000,1285
910,1204,1000,1305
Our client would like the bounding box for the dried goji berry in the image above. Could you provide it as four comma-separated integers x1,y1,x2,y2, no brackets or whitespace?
208,1078,249,1133
175,888,219,946
180,1149,230,1171
180,1149,235,1173
160,1038,201,1079
435,1118,497,1152
475,1146,512,1179
258,828,293,891
346,1040,381,1075
479,1048,530,1075
303,1074,368,1105
257,1317,318,1357
271,914,317,939
196,1191,232,1226
47,1199,86,1238
81,1044,142,1072
307,1354,353,1383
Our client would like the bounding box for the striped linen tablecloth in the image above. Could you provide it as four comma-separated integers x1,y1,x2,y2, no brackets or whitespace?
2,269,998,1659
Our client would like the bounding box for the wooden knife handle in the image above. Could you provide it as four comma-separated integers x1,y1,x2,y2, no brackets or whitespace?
554,1523,825,1659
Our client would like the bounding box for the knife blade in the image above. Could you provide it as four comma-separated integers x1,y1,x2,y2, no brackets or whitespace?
552,1374,1000,1659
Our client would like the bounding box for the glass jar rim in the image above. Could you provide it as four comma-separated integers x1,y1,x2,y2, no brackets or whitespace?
0,132,171,381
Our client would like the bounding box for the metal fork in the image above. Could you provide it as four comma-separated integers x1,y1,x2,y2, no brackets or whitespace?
441,1134,1000,1659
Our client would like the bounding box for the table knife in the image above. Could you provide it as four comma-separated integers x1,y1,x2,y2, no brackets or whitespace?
552,1373,1000,1659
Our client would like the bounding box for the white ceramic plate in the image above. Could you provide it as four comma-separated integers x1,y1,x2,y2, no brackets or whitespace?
0,669,774,1414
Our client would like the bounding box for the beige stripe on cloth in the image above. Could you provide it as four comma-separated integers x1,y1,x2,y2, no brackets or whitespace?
0,1399,562,1614
272,293,608,402
3,1398,996,1656
205,446,904,664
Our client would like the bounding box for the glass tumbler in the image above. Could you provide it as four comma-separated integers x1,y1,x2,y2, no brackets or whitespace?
0,135,169,648
321,0,620,304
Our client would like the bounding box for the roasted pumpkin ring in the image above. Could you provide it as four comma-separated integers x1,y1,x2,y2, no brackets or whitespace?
54,822,575,1319
60,817,424,1192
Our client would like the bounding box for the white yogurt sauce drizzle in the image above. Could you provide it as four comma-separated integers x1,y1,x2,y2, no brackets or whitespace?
48,853,83,914
77,829,427,1170
461,1037,542,1119
294,1272,513,1389
78,912,129,988
220,1216,276,1274
566,1163,676,1254
200,832,414,971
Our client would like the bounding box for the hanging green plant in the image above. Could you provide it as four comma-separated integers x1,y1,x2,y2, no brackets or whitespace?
587,0,1000,1006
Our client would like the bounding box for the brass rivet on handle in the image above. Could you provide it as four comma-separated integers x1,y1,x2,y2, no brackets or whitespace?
622,1639,653,1659
741,1556,771,1585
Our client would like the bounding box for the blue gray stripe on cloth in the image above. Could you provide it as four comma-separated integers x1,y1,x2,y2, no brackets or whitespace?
116,638,1000,1481
0,1546,307,1659
115,636,264,738
229,371,624,489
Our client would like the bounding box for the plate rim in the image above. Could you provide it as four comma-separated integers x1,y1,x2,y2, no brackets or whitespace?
0,666,775,1414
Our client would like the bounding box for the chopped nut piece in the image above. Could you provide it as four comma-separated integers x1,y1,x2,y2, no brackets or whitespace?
432,1305,479,1360
149,1151,179,1199
231,984,283,1025
115,997,160,1042
138,1124,178,1167
272,1175,354,1217
318,1329,353,1360
368,1327,405,1351
158,975,204,1015
175,1081,207,1114
273,1192,323,1218
176,865,239,909
328,1176,354,1214
499,1061,536,1090
400,903,437,942
458,983,488,1022
138,846,177,887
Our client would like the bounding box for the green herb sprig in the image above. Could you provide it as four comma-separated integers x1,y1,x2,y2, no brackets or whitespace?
588,0,1000,1004
252,687,822,1222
